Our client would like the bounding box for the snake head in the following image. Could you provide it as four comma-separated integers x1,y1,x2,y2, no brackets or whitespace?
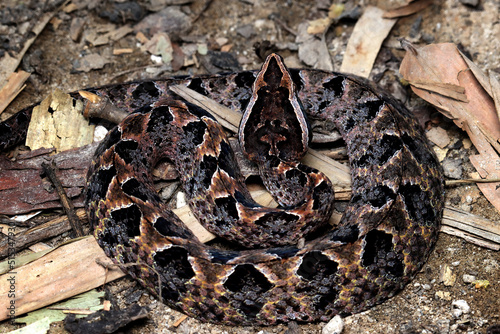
239,53,310,165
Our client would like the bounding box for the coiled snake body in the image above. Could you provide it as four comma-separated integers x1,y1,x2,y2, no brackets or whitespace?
0,54,444,325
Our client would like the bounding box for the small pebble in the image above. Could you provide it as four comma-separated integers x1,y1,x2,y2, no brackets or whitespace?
422,284,431,290
236,24,255,38
452,308,464,318
442,158,463,179
322,315,344,334
426,126,450,148
93,125,108,142
176,192,186,208
436,291,452,300
452,299,471,318
463,274,476,283
452,261,461,266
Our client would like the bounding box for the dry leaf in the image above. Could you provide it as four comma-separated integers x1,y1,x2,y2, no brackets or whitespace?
296,22,334,71
459,50,500,119
400,41,500,212
383,0,434,19
408,81,468,102
340,6,397,78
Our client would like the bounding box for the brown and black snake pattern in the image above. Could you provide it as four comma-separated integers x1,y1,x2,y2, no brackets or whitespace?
0,54,444,326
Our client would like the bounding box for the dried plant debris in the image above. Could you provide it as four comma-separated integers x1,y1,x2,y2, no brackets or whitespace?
0,0,66,83
383,0,434,19
340,6,396,78
26,89,94,152
400,41,500,212
0,71,30,114
133,6,192,39
64,304,149,334
14,290,105,326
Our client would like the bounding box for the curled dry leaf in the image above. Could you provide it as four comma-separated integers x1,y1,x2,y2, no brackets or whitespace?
400,41,500,212
383,0,434,19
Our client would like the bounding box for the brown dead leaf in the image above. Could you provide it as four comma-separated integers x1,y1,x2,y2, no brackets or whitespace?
459,50,500,119
400,42,499,150
400,41,500,212
383,0,433,19
408,81,468,102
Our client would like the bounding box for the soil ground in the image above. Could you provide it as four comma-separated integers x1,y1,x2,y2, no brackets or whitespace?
0,0,499,333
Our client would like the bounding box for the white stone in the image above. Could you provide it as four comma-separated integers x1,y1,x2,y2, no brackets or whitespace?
322,315,344,334
93,125,108,142
462,274,476,283
452,299,471,315
176,192,186,208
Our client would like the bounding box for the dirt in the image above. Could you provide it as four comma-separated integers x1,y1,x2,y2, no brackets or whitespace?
1,0,499,333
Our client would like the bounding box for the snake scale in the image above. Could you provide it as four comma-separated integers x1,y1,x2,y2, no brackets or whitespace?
0,53,444,326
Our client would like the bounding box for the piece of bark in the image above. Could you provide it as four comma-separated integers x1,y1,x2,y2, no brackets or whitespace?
0,143,98,215
41,161,84,237
340,6,397,78
0,210,87,259
0,236,124,322
26,89,95,153
442,207,500,250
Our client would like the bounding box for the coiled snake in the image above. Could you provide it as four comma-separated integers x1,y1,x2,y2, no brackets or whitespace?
0,53,444,325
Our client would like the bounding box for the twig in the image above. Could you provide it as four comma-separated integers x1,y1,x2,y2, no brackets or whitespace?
41,161,84,237
80,90,129,124
446,178,500,186
271,15,298,36
0,209,86,258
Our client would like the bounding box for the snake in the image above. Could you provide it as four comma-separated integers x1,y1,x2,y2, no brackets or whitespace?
0,53,444,326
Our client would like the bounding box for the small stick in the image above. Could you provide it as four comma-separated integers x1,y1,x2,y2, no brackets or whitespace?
446,178,500,186
80,90,129,124
41,161,84,237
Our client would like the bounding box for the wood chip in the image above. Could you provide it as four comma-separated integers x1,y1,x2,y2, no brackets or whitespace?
340,6,397,78
26,89,95,152
0,71,30,114
0,237,124,322
113,48,134,55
